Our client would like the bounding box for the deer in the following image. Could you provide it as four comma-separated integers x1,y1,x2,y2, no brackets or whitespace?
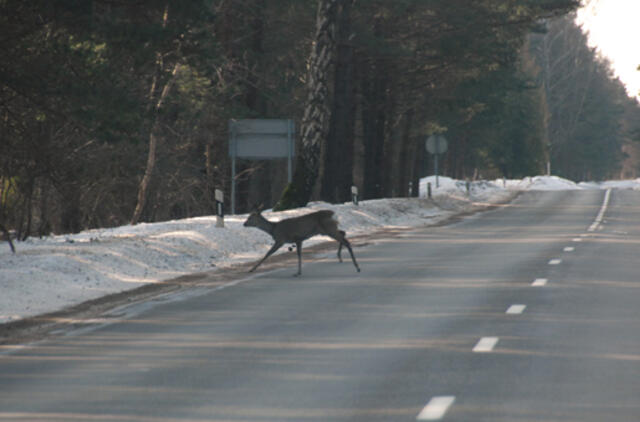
243,207,361,276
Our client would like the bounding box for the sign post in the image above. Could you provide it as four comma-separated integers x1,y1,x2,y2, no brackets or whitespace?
229,119,295,214
426,135,448,188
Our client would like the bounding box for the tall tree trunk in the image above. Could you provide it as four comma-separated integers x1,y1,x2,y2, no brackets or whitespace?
361,60,388,200
131,4,178,225
60,190,81,233
412,133,426,197
361,16,389,200
205,142,215,213
244,0,272,212
382,88,397,197
397,107,414,196
274,0,338,211
320,0,355,204
131,62,180,225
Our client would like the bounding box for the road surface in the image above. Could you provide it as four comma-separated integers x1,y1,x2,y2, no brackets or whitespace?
2,189,640,421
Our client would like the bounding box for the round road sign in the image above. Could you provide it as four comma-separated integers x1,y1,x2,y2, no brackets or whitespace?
426,135,448,154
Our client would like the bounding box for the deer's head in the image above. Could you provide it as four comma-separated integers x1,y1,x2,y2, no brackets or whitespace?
243,205,265,228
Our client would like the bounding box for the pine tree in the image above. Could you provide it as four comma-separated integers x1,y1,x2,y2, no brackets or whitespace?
274,0,338,210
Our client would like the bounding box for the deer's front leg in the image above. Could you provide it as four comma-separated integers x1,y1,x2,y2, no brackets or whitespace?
249,241,283,273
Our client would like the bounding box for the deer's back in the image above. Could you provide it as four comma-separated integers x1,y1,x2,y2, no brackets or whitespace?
274,210,336,242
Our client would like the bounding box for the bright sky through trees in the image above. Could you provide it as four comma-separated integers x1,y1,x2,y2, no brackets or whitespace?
576,0,640,99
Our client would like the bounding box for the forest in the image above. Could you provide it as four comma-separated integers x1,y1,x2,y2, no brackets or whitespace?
2,0,640,239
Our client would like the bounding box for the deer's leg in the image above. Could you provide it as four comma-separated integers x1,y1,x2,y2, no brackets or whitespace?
328,230,360,273
337,230,344,262
294,240,303,276
249,241,283,273
341,237,360,272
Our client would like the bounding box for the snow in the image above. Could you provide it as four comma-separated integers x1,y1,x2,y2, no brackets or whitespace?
2,175,640,325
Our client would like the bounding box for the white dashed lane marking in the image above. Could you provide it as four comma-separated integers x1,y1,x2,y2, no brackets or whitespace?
417,396,456,420
416,194,611,420
506,304,526,314
473,337,499,353
532,278,547,286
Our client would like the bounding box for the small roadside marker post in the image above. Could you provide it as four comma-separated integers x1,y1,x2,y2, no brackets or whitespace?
351,185,359,206
215,189,224,228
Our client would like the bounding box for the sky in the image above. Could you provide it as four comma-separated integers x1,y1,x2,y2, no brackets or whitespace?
576,0,640,99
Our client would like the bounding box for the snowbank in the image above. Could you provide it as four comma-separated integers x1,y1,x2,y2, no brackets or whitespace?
1,175,639,324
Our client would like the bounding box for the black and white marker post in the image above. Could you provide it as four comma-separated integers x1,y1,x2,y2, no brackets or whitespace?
215,189,224,228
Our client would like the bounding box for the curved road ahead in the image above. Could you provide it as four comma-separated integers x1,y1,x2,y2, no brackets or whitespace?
2,189,640,421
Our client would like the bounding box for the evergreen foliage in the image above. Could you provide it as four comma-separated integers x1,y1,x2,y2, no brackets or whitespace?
2,0,639,236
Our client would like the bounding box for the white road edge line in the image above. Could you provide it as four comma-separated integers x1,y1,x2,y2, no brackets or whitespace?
506,304,526,314
548,259,562,265
417,396,456,420
532,278,548,286
473,337,499,353
588,188,611,232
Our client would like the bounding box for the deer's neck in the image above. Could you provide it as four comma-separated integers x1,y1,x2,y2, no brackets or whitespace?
256,214,276,236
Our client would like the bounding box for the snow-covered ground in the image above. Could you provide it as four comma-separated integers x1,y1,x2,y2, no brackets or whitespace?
2,175,640,325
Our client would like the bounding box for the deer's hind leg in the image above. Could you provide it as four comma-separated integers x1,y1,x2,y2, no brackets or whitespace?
328,229,360,273
340,236,360,272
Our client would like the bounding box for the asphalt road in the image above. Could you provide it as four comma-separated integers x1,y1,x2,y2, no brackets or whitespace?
2,189,640,421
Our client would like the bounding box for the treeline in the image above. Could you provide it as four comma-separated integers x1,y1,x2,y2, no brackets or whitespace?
530,16,640,181
2,0,637,238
